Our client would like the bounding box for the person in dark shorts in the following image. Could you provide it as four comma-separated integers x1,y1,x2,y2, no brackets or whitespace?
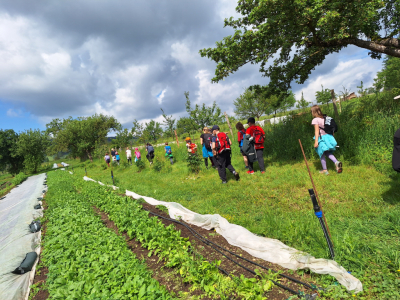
211,125,240,184
246,117,266,174
235,122,249,169
200,127,216,168
146,143,155,164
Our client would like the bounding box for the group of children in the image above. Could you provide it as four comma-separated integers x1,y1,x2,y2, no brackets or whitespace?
103,104,343,181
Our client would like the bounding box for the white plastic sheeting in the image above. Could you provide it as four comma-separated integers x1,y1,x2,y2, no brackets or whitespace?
52,163,58,169
81,175,362,293
0,173,46,300
269,116,288,125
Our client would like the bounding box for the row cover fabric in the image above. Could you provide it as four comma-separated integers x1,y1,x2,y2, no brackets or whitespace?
0,173,45,300
82,175,362,293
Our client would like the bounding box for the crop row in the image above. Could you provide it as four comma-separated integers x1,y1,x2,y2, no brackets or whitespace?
72,174,279,299
37,171,174,299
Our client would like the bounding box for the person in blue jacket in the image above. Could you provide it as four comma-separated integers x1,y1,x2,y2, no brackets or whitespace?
115,151,121,165
164,142,174,165
311,105,342,175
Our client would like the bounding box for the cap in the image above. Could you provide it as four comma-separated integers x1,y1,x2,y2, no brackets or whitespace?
211,125,220,131
247,117,256,124
185,137,191,141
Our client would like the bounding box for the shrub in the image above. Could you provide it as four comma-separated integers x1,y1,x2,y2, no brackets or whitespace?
186,153,202,174
12,172,28,185
153,158,164,172
135,159,145,172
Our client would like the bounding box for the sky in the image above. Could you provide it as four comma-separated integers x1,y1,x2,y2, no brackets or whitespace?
0,0,383,133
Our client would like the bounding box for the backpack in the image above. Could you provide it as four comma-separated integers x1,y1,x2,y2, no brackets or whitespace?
239,130,246,147
147,145,154,153
215,132,231,154
252,126,265,145
241,134,257,163
204,134,212,150
320,115,338,135
393,128,400,172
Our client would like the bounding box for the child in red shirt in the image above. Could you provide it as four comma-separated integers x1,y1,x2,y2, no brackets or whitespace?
245,117,266,174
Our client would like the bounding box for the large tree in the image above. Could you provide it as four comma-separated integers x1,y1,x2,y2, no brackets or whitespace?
142,120,163,142
185,92,224,129
233,88,268,120
375,56,400,91
0,129,24,175
160,108,176,137
46,114,121,162
200,0,400,95
15,129,49,173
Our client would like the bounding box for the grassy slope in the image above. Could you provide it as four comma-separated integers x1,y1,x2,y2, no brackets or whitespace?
59,139,400,299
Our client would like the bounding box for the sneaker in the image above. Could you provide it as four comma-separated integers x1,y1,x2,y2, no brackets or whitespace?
234,172,240,181
222,181,227,184
319,170,329,175
335,161,343,173
246,170,254,174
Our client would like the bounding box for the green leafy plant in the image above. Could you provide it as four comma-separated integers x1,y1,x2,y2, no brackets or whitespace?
153,157,164,172
135,159,145,172
186,153,202,174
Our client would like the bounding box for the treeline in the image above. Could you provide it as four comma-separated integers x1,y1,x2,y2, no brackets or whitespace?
1,56,399,175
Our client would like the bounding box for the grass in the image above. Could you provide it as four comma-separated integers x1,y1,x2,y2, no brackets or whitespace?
57,140,400,299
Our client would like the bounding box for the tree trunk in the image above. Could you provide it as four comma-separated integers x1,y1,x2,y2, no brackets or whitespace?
174,130,179,147
87,151,93,162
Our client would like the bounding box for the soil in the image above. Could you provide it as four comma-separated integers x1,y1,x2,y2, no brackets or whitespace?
92,206,208,299
136,201,320,300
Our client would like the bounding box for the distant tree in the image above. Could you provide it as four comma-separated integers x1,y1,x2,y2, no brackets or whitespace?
357,81,367,97
15,129,49,173
115,128,133,148
340,86,352,102
200,0,400,100
46,114,121,162
296,92,311,110
315,85,332,107
233,88,268,120
142,120,163,142
160,108,176,137
131,119,144,144
185,91,224,129
279,91,296,113
176,117,198,136
375,56,400,91
0,129,24,175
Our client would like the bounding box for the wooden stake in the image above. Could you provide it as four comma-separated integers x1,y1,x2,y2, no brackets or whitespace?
224,112,234,141
174,130,179,147
330,89,341,120
298,139,334,245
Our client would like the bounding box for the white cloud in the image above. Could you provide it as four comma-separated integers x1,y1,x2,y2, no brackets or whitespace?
6,108,22,117
295,57,382,103
157,89,167,105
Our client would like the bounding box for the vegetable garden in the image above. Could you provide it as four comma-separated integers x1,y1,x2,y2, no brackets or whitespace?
29,170,326,300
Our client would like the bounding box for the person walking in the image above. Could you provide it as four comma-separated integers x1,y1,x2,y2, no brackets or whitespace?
134,148,141,163
115,152,121,165
126,147,132,165
235,122,249,169
245,117,266,174
146,143,155,164
311,105,342,174
104,153,110,167
111,148,116,161
211,125,240,184
200,127,216,168
164,142,174,165
185,137,197,155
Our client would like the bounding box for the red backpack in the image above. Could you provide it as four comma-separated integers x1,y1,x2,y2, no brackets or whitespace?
215,132,231,154
253,126,265,145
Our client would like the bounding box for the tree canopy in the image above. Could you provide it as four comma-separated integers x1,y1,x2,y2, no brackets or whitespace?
142,120,163,142
233,88,268,120
200,0,400,94
185,92,224,129
46,114,121,162
375,56,400,91
0,129,24,175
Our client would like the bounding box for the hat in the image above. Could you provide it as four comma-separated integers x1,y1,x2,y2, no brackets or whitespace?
211,125,220,131
247,117,256,124
185,137,191,141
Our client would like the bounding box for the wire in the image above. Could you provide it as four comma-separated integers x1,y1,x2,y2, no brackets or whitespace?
143,207,317,298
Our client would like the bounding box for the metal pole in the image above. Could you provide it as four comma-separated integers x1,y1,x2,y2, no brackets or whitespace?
111,170,115,185
85,167,87,177
309,189,335,259
298,139,334,244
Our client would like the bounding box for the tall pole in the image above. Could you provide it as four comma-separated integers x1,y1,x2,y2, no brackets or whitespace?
224,112,234,141
298,139,333,244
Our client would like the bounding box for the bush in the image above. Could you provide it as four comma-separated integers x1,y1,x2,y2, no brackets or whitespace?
186,153,202,174
12,172,28,185
121,160,130,169
153,157,164,172
135,159,145,172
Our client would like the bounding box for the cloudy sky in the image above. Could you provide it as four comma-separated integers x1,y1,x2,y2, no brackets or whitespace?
0,0,383,132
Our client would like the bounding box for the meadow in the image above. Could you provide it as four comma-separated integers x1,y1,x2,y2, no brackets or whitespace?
29,90,400,298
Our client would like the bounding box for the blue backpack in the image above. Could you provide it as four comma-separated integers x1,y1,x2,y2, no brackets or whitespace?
239,130,246,147
116,154,120,160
